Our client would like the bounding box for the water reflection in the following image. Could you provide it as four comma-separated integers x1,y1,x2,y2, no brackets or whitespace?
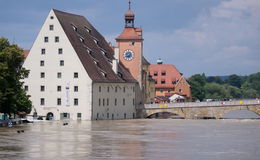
0,119,259,160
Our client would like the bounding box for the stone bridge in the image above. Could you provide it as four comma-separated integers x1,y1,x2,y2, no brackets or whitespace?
139,99,260,119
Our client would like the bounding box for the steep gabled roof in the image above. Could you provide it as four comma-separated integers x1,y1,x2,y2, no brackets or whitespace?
53,9,136,83
149,64,182,88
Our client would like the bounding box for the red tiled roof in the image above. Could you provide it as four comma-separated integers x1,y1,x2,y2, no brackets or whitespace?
53,9,136,83
116,28,142,40
149,64,182,88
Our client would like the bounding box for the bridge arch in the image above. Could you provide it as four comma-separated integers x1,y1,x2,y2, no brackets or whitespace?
220,109,260,119
216,106,260,119
145,109,185,119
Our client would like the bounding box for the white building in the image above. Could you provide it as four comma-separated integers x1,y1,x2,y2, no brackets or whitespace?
22,9,137,120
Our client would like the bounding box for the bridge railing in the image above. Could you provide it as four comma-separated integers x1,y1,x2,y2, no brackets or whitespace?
143,99,260,109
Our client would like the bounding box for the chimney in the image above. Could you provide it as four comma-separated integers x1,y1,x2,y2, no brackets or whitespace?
112,47,119,74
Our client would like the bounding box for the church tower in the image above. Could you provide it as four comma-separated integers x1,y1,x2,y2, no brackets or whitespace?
116,0,143,89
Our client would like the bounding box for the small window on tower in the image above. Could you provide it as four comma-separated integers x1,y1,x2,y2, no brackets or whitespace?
154,72,158,76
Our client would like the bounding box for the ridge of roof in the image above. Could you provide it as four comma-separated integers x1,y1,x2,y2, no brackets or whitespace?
116,27,143,40
53,9,136,83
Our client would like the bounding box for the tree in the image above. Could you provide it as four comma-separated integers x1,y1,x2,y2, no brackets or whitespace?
241,81,259,98
0,37,31,117
226,85,241,98
225,74,242,88
204,83,229,99
189,74,207,101
247,72,260,96
206,76,224,84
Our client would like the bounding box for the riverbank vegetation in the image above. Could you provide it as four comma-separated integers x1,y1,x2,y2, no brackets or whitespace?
189,73,260,101
0,37,32,118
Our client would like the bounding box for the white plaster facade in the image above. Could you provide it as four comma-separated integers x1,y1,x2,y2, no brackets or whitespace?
92,83,136,120
22,10,137,120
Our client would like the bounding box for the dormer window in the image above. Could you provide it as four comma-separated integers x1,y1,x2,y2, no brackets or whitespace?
101,72,106,77
118,72,123,78
83,45,92,54
93,60,98,65
79,36,84,42
101,50,106,55
93,39,98,44
84,26,91,33
71,24,77,31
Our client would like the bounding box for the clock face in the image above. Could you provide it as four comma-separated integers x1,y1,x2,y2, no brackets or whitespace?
123,49,134,61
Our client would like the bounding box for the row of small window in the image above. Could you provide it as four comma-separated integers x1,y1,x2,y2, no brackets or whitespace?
24,85,78,92
40,60,64,67
98,98,135,106
98,86,135,93
159,89,182,93
39,72,78,78
40,98,78,106
96,113,135,120
40,60,64,66
153,71,166,76
44,36,59,43
41,48,63,55
155,79,166,84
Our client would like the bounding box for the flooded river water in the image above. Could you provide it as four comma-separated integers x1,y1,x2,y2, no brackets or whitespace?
0,119,259,160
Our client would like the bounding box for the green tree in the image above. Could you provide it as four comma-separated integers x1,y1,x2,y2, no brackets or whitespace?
241,81,259,98
225,85,241,98
189,74,207,101
247,72,260,96
225,74,242,88
0,37,31,117
206,76,224,84
204,83,229,99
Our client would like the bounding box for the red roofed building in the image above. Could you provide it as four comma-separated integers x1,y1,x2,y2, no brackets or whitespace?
149,59,191,102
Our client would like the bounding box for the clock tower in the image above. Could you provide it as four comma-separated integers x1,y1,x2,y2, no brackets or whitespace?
116,0,143,89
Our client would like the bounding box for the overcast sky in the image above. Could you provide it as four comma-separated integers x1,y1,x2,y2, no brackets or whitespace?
0,0,259,77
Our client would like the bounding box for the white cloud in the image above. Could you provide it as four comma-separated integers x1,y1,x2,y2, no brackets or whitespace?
143,0,260,76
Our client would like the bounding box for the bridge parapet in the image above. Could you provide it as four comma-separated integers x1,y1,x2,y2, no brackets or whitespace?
144,99,260,109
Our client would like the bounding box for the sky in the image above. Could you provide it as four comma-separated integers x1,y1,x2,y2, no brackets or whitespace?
0,0,259,77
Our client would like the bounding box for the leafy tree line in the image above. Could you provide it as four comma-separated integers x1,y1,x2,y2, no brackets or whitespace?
0,37,32,118
188,73,260,101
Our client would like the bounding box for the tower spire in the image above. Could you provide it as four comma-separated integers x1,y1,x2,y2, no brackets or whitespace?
128,0,131,10
124,0,135,28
